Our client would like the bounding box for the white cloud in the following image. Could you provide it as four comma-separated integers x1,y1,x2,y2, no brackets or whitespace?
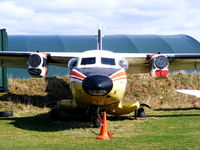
0,1,34,19
0,0,199,41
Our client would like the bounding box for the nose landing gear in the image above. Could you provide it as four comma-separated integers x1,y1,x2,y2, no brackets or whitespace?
85,106,102,128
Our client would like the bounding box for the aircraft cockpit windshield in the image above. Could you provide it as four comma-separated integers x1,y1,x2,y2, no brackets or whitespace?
101,57,115,65
79,57,117,67
81,57,96,65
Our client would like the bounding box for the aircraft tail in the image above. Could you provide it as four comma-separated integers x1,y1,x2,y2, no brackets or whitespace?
97,25,102,50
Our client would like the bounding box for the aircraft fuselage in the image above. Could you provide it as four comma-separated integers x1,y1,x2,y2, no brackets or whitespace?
70,67,127,107
57,50,140,115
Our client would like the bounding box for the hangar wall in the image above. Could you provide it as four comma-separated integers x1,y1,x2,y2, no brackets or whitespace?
0,29,8,91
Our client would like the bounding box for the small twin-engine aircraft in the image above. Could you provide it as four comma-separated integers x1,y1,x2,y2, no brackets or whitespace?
1,27,200,127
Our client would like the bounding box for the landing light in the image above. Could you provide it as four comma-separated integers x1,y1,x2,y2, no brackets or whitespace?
88,90,108,96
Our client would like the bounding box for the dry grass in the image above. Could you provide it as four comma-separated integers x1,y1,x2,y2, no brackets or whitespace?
0,76,72,108
0,101,49,116
125,72,200,108
1,72,200,109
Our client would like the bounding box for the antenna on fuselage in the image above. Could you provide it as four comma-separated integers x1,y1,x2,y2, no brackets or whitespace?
97,25,102,50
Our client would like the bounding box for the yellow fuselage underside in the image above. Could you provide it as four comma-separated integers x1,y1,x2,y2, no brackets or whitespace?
60,79,139,115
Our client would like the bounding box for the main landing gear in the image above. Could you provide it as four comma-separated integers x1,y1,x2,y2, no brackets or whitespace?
135,104,151,119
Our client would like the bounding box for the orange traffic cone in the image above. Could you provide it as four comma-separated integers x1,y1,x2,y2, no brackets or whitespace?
96,112,111,140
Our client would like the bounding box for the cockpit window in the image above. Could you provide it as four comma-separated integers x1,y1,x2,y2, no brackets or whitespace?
81,57,96,65
101,58,115,65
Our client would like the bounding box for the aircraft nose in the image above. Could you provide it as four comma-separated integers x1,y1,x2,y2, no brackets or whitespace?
82,75,113,96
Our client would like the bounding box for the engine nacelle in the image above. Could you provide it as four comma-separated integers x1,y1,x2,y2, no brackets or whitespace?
150,54,169,77
28,52,48,77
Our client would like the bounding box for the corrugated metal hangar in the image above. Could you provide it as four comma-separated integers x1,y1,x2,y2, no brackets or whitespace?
8,34,200,53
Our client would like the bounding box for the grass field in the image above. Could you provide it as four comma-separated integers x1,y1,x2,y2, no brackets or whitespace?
0,105,200,150
1,73,200,150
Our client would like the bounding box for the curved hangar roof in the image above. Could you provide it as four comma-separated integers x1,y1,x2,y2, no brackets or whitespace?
8,34,200,53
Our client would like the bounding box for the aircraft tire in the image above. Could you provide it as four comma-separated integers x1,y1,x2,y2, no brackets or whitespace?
50,109,60,121
0,111,13,117
137,107,146,118
93,117,100,128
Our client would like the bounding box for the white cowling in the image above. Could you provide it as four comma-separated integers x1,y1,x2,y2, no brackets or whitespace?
150,54,169,77
27,52,48,77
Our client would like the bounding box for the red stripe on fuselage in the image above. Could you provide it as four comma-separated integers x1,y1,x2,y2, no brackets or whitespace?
110,71,126,79
112,77,127,81
70,76,83,81
70,70,86,79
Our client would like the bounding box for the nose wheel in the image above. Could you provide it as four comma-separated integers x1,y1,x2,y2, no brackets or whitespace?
92,115,100,128
86,106,102,128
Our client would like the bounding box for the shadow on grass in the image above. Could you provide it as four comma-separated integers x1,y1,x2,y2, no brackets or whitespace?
153,107,200,111
147,114,200,118
1,110,200,132
148,107,200,117
0,112,93,132
0,77,73,108
108,113,200,120
108,107,200,120
107,115,135,121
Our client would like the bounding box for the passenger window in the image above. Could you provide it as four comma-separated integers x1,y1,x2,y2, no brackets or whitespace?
81,57,96,65
101,58,115,65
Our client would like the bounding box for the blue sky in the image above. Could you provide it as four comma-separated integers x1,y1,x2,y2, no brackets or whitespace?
0,0,200,41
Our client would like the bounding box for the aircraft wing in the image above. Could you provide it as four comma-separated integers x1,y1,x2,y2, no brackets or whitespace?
0,51,81,68
1,51,200,74
175,90,200,98
47,52,81,67
117,53,200,74
116,53,150,74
